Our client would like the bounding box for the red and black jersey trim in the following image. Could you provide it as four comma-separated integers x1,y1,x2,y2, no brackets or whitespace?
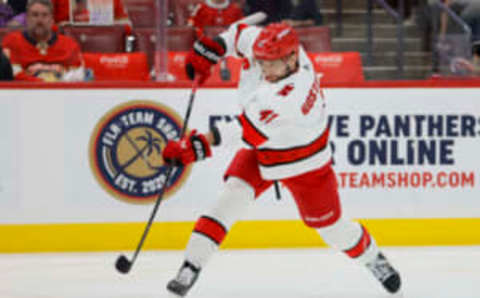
193,215,228,245
238,113,268,147
256,128,330,167
344,225,372,258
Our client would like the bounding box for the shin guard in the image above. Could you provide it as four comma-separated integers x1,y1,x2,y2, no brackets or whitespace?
184,177,255,269
316,217,379,265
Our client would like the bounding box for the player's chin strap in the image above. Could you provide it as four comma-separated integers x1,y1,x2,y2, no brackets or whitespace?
274,181,281,200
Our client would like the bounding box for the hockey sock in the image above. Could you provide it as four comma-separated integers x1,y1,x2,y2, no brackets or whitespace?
184,177,255,268
316,217,379,265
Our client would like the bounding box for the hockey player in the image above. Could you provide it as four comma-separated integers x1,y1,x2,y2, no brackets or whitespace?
162,22,402,297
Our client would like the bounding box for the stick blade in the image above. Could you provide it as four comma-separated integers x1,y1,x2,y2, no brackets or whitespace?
115,255,132,274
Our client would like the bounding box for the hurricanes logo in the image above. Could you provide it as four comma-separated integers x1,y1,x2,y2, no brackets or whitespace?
89,100,191,204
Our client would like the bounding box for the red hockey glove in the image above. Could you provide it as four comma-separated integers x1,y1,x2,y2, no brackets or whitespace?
186,34,226,85
162,130,212,166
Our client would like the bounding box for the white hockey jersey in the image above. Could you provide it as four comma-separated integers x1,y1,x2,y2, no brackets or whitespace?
217,24,332,180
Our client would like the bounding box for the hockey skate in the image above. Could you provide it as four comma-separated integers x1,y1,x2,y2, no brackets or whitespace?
166,261,201,297
366,253,401,294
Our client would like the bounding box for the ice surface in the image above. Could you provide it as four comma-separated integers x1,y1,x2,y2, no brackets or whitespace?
0,246,479,298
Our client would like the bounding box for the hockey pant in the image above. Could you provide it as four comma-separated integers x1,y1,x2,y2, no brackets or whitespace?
184,149,379,268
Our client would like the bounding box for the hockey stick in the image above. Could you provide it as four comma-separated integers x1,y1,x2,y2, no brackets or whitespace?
232,11,267,26
115,80,199,274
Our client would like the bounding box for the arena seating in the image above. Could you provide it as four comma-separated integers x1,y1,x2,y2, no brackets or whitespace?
165,51,364,84
296,26,332,52
61,25,127,53
123,0,156,28
123,0,201,27
83,52,150,81
134,27,196,68
308,52,364,83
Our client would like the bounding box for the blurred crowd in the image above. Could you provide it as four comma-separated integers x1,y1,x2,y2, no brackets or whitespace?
437,0,480,75
1,0,480,81
0,0,325,81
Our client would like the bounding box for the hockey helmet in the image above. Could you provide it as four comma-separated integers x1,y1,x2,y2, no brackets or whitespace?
253,22,299,61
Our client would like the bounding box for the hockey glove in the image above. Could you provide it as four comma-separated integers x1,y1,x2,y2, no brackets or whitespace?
162,130,212,166
186,33,226,85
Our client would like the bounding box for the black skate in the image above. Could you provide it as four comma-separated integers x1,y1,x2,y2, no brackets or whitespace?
366,253,401,294
166,261,201,297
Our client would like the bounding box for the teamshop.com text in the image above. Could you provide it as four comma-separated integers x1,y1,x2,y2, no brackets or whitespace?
337,171,475,188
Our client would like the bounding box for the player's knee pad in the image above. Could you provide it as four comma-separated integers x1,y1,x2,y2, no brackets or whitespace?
206,176,255,229
193,177,255,243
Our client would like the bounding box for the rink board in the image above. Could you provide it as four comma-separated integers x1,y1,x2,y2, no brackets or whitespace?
1,82,480,252
1,218,480,253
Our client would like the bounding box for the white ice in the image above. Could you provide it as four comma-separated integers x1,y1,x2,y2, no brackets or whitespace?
1,246,479,298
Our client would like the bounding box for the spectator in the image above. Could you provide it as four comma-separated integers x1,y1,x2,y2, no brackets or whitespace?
188,1,244,82
51,0,129,24
189,0,244,28
283,0,323,27
450,40,480,75
0,47,13,80
2,0,85,81
418,0,457,51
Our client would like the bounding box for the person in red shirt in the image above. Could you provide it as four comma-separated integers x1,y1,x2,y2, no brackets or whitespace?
2,0,85,81
51,0,129,24
189,0,243,28
188,1,244,82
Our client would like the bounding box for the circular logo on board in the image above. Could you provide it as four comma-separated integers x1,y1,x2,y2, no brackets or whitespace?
89,100,191,204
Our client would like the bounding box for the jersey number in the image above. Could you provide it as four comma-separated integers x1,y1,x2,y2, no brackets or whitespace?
259,110,278,124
